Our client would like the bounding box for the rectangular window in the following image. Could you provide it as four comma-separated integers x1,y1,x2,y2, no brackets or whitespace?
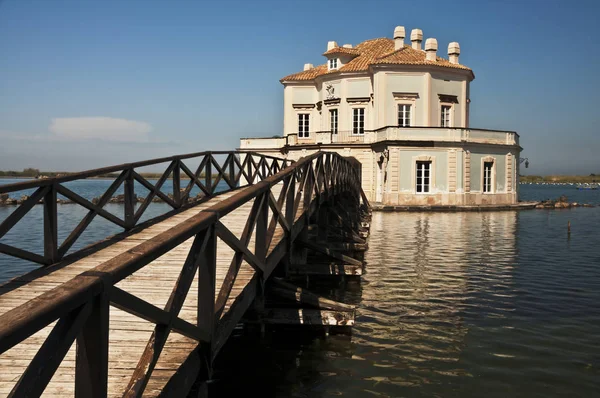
441,105,451,127
352,108,365,135
416,161,431,193
330,109,338,134
328,58,338,70
298,114,310,138
398,104,411,127
483,161,493,193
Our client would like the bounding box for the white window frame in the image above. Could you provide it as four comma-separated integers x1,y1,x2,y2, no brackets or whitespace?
397,103,412,127
412,155,436,194
352,107,365,135
393,93,418,127
481,156,496,193
329,108,338,134
440,103,453,127
298,113,310,138
328,58,338,70
416,161,431,193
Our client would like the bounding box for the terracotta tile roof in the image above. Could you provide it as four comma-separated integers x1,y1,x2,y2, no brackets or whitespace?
322,46,361,56
281,38,473,82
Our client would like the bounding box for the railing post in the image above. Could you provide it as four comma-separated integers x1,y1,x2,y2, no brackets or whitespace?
247,155,254,184
75,293,109,398
124,168,135,229
205,153,212,194
285,175,296,228
43,183,58,264
255,191,269,264
198,225,216,362
228,153,236,186
173,159,181,207
261,157,267,180
254,191,269,333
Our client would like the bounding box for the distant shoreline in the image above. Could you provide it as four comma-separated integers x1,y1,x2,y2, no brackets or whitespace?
520,175,599,184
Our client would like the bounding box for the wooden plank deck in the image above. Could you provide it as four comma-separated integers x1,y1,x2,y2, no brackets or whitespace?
0,186,279,396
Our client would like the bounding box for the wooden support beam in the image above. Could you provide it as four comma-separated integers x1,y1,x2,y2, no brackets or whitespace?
269,278,355,312
205,153,213,193
58,170,128,257
0,242,48,265
124,169,136,229
180,158,211,198
123,229,213,397
215,221,265,274
298,240,363,267
197,225,216,350
76,294,109,398
323,242,368,252
43,183,58,264
110,287,211,342
9,302,92,397
287,262,363,276
56,185,126,228
248,308,354,327
157,348,207,398
0,186,49,239
214,275,259,356
173,159,181,207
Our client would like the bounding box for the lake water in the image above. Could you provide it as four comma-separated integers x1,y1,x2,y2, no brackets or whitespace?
212,185,600,397
1,181,600,397
0,177,229,281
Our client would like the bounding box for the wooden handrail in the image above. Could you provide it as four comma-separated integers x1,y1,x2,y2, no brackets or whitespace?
0,151,288,193
0,150,366,397
0,151,293,266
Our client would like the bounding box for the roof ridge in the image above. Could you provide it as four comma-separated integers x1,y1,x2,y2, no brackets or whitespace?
376,46,408,60
281,36,472,82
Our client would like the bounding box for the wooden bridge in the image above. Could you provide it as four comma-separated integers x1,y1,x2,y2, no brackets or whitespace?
0,151,369,397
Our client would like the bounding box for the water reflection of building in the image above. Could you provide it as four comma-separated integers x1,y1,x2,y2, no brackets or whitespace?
356,211,517,388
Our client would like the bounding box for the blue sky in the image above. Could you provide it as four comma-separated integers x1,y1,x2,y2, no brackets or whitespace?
0,0,599,175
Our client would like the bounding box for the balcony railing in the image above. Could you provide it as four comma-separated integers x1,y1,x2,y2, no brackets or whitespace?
280,126,519,147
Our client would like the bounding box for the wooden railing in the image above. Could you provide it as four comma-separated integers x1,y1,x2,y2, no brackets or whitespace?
0,151,290,266
0,151,365,397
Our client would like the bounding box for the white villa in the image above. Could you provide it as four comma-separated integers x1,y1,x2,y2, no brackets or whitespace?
239,25,522,206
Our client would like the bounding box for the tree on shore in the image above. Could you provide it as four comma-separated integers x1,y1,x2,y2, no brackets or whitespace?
21,168,41,177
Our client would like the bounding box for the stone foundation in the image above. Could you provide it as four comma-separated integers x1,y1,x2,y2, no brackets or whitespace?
381,192,518,206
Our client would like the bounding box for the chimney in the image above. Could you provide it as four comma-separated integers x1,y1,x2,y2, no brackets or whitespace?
327,41,338,51
303,63,313,71
410,29,423,50
425,38,438,61
393,26,406,50
342,44,353,48
448,42,460,64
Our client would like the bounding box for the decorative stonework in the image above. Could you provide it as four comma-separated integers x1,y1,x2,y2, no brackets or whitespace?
506,153,513,192
438,94,459,103
346,97,371,104
392,92,419,100
326,84,335,100
464,151,471,192
292,103,315,109
448,150,457,192
390,149,399,193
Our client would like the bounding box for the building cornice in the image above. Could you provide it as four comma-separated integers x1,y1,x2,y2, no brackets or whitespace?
370,64,474,81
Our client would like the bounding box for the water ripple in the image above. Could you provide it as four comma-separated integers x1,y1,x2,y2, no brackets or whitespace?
214,207,600,397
